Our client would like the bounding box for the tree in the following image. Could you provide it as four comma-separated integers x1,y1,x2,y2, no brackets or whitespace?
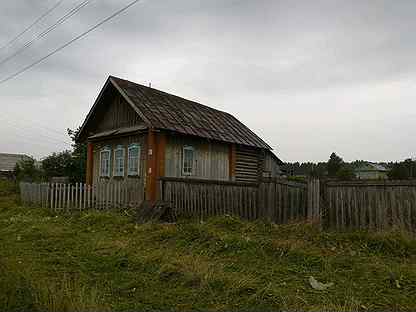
388,159,416,180
309,162,327,178
67,127,87,183
14,157,43,182
41,151,73,179
327,152,344,177
336,165,355,180
39,127,86,183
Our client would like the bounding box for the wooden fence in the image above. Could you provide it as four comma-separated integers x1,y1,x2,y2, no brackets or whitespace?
18,178,416,232
159,177,321,222
258,179,320,223
323,180,416,232
20,180,144,211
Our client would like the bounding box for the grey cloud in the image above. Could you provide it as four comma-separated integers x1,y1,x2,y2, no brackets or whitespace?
0,0,415,161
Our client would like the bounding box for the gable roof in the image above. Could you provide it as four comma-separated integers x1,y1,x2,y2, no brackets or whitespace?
0,153,30,172
78,76,271,149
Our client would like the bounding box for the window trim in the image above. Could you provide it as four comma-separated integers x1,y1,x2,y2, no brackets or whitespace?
182,145,195,176
113,145,125,177
99,146,111,178
127,143,141,176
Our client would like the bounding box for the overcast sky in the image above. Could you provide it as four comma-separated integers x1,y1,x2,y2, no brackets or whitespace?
0,0,415,162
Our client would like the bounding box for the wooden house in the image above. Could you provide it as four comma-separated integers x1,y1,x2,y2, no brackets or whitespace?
77,76,283,202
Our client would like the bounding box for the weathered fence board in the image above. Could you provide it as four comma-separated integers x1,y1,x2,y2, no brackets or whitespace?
324,180,416,232
22,178,416,233
20,180,144,212
159,177,320,223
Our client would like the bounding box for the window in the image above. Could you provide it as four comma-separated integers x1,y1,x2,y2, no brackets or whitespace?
182,146,194,175
114,146,125,177
128,144,140,176
100,147,111,177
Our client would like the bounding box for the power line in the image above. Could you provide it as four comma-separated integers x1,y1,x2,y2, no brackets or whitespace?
0,0,141,86
0,0,91,67
0,0,65,52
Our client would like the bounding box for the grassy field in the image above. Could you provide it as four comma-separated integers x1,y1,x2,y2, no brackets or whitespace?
1,180,416,311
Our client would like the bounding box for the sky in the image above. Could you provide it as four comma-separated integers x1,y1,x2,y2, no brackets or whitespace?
0,0,415,162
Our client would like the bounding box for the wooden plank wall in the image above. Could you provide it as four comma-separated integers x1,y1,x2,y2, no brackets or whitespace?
164,135,229,181
95,92,144,133
92,134,147,185
19,180,144,212
324,180,416,232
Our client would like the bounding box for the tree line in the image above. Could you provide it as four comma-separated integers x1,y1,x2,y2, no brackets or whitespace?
284,152,416,180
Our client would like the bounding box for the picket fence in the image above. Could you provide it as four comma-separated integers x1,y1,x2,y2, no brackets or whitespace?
20,180,144,211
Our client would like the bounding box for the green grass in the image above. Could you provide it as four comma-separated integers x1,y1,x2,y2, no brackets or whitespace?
0,181,415,311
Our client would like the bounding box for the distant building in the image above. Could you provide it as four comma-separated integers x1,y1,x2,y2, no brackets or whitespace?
0,153,31,178
354,163,388,180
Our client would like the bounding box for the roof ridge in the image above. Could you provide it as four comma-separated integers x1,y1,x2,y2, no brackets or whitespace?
109,75,232,116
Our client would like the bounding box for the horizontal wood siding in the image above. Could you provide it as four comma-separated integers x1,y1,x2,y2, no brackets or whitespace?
235,146,260,182
92,134,147,187
164,134,229,181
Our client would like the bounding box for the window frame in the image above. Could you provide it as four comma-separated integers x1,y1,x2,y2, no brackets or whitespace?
113,145,125,177
99,146,111,178
127,143,141,176
182,145,195,176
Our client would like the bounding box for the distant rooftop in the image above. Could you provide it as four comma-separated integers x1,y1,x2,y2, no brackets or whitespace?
355,162,388,172
0,153,30,172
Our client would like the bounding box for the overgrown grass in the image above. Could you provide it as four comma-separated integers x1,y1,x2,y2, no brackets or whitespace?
0,180,415,311
0,180,17,197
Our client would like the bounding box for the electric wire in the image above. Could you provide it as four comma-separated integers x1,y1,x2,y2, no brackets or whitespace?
0,0,91,67
0,0,65,52
0,0,141,85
